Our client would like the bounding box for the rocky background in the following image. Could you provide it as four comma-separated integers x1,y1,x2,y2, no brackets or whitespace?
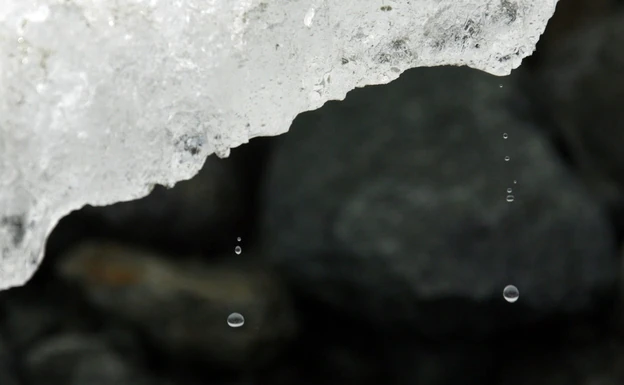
2,0,624,384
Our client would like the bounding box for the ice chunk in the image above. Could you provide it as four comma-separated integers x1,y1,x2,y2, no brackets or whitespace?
0,0,558,290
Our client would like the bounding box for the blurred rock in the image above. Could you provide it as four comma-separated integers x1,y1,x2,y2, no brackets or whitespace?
56,241,297,369
0,283,94,351
499,340,624,385
261,65,618,338
0,334,20,385
384,343,496,385
531,10,624,206
23,333,148,385
0,289,67,350
264,342,385,385
529,0,614,67
614,249,624,338
79,154,247,255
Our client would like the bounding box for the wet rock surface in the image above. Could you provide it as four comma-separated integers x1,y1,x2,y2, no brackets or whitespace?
1,3,624,385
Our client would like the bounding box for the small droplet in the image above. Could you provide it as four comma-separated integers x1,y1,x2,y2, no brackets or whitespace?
513,180,517,184
507,188,512,193
237,237,241,242
499,84,503,88
503,285,519,303
227,312,245,328
234,246,242,255
503,133,508,139
504,156,510,161
17,36,24,44
506,194,514,202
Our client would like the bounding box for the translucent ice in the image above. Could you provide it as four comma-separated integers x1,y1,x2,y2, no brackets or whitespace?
0,0,558,290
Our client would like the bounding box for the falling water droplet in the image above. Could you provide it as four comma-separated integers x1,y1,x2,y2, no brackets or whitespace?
499,84,503,88
237,237,241,242
503,133,508,139
227,312,245,328
503,285,519,303
507,188,512,193
506,195,514,202
504,156,510,161
235,246,242,255
513,180,517,184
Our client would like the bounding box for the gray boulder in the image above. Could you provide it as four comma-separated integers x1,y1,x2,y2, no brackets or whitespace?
0,335,20,385
78,153,247,254
56,241,297,369
531,9,624,206
23,333,148,385
260,65,618,337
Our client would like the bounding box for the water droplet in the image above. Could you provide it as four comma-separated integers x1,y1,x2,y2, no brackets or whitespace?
504,156,510,161
499,84,503,88
227,312,245,328
503,133,508,139
237,237,241,242
234,246,242,255
507,188,512,193
506,194,514,202
17,36,24,44
503,285,519,303
513,180,517,184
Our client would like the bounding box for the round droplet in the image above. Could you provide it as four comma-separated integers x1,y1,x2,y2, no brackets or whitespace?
504,156,510,161
237,237,241,242
507,188,512,193
506,194,514,202
503,133,508,139
503,285,519,303
513,180,517,184
227,312,245,328
234,246,242,255
499,84,503,88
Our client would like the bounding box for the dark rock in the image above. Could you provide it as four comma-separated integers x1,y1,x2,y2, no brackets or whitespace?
0,289,66,350
56,241,297,369
78,153,248,255
527,0,614,68
23,333,148,385
0,280,100,352
263,343,385,385
0,334,20,385
531,10,624,207
260,65,618,338
499,340,624,385
384,343,496,385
